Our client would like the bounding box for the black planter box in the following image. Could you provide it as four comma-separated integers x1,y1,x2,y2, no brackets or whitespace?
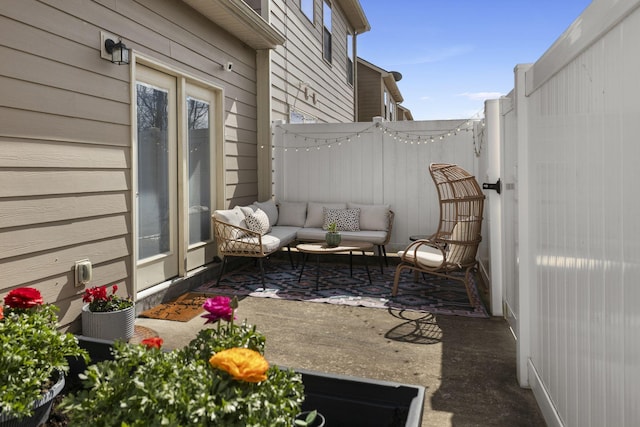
297,368,424,427
68,337,424,427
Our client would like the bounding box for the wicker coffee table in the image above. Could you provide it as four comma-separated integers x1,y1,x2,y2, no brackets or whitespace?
296,241,373,290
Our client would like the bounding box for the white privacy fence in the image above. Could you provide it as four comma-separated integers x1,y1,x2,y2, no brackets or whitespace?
271,118,482,252
489,1,640,426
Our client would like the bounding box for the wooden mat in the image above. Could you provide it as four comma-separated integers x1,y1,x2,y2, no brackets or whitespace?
139,293,209,322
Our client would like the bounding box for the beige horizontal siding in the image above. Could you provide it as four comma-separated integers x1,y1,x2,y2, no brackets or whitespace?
0,0,260,318
270,0,355,123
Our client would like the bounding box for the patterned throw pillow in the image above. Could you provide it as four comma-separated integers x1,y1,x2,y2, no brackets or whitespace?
245,208,270,235
322,208,360,232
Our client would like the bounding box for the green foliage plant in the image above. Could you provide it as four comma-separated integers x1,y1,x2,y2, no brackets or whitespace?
61,296,305,426
0,288,89,420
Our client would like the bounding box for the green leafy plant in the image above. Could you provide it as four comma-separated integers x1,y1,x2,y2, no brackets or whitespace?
326,222,338,233
0,288,89,419
295,409,319,426
82,283,133,312
61,296,305,426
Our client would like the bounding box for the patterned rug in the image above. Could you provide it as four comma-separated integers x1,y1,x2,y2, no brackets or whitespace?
196,258,488,318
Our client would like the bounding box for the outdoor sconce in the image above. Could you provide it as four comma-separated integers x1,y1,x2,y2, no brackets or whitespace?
104,38,130,65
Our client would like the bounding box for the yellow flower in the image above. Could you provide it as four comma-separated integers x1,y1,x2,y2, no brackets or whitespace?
209,348,269,383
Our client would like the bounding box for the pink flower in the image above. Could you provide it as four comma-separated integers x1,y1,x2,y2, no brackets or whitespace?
4,287,44,309
201,296,235,324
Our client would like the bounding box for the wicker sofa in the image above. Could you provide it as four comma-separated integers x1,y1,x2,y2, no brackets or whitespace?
212,200,394,285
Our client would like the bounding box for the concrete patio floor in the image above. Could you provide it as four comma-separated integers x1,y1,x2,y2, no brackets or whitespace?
135,295,546,427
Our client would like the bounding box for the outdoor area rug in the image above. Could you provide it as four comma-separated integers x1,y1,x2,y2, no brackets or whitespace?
139,292,209,322
195,258,488,318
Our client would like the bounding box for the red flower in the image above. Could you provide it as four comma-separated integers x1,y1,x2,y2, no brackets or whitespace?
4,287,44,309
141,337,163,349
0,305,3,320
201,296,235,324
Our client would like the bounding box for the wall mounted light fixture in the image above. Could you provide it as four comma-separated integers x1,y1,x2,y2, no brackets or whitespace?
104,38,130,65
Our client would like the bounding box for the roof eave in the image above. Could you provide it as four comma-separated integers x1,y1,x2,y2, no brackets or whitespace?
335,0,371,34
182,0,285,49
383,73,403,103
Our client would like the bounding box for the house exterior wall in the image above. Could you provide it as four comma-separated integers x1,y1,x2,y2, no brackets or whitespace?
269,0,357,123
0,0,259,328
356,64,383,121
494,0,640,425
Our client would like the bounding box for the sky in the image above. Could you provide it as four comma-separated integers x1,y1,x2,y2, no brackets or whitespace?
357,0,593,121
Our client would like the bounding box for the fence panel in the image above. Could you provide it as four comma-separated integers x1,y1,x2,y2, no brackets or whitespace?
273,119,479,251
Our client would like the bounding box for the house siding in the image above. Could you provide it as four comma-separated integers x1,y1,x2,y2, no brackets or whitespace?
269,0,356,123
0,0,258,327
357,64,382,121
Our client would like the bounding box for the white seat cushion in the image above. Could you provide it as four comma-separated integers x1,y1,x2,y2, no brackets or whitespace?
398,245,444,268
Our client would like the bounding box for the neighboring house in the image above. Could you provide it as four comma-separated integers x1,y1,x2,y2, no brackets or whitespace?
0,0,371,330
356,57,409,122
397,104,414,121
248,0,369,125
251,0,370,199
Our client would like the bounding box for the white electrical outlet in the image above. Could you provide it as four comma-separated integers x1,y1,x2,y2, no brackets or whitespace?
75,259,92,287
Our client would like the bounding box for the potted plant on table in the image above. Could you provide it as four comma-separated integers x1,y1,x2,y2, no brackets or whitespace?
0,287,89,426
325,221,341,247
81,283,135,341
61,296,307,426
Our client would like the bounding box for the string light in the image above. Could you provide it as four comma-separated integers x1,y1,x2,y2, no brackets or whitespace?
268,114,482,153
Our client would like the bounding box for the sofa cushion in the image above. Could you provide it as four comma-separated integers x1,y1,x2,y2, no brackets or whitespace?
322,207,360,232
213,207,247,239
245,208,270,235
296,228,388,245
347,203,391,231
398,245,444,268
268,226,299,247
277,201,307,227
220,234,282,254
304,202,347,228
253,200,278,226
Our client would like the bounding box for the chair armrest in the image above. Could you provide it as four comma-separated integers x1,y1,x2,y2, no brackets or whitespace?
381,210,395,245
212,217,265,256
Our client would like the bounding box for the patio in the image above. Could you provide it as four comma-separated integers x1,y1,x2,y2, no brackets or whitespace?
135,257,546,427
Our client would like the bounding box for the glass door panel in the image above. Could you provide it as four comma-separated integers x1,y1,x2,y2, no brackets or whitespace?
135,66,178,291
187,96,211,245
137,83,171,258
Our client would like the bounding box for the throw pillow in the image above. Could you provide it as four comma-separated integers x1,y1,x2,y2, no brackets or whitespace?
245,208,270,235
253,200,278,226
304,202,347,228
322,208,360,232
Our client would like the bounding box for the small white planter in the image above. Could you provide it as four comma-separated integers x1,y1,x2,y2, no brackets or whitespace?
82,304,135,341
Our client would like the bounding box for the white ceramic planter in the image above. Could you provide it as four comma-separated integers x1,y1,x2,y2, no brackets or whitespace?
81,304,135,341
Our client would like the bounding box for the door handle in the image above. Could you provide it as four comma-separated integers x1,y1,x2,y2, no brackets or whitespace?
482,179,501,194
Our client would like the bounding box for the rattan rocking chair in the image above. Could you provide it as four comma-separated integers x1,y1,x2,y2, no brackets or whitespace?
392,163,485,305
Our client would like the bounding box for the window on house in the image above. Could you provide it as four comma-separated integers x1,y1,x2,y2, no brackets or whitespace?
384,90,388,119
323,0,332,63
301,0,313,22
290,108,317,123
346,34,353,85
